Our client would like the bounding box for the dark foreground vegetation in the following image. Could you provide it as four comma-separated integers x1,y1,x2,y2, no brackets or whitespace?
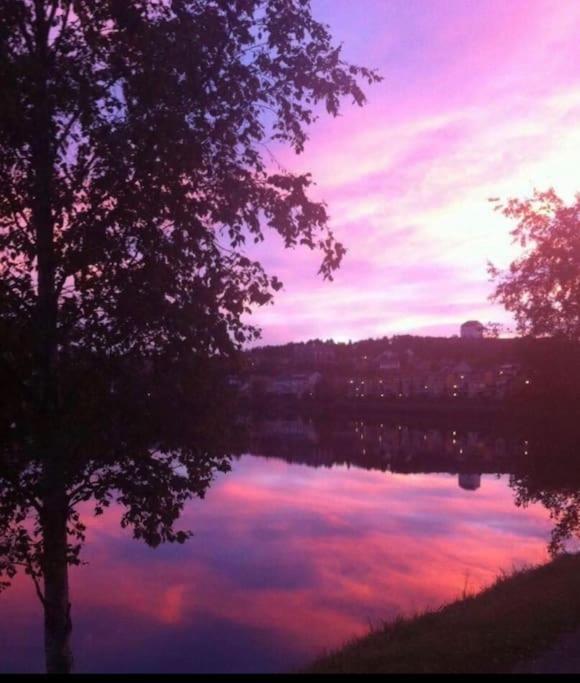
309,553,580,674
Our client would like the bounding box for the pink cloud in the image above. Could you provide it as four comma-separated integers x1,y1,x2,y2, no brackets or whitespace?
244,0,580,344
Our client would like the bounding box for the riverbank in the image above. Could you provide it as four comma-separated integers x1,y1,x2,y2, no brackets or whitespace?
243,395,580,426
308,553,580,674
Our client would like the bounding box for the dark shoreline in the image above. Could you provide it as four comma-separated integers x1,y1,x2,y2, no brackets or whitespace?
241,395,580,429
307,553,580,674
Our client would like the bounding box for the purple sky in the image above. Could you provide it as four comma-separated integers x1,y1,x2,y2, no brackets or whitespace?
247,0,580,345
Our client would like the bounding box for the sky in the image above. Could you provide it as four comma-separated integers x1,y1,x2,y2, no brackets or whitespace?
246,0,580,346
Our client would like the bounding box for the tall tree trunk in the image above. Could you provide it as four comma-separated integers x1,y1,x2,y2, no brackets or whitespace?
31,0,58,421
31,8,70,671
40,465,73,674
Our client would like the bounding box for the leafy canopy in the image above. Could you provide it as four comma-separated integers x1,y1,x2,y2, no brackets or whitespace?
489,189,580,340
0,0,380,359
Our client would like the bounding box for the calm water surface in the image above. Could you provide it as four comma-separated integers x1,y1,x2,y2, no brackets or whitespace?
0,417,577,673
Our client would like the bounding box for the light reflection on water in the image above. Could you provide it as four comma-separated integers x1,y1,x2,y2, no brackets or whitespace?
2,413,567,673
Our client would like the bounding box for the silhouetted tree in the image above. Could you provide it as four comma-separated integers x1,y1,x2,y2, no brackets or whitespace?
483,322,505,339
0,0,380,419
489,189,580,340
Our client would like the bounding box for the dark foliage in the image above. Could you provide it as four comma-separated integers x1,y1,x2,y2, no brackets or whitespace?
0,360,236,596
489,189,580,341
0,0,380,385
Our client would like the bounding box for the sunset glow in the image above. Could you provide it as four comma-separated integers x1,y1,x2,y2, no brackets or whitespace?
0,455,553,673
2,0,580,675
249,0,580,344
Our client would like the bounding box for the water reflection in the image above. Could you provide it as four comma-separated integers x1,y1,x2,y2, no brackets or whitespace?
0,364,232,673
245,414,580,555
1,399,580,673
245,418,518,477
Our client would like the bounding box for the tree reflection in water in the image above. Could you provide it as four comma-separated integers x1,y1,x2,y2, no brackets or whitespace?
1,386,580,673
0,360,233,673
243,413,580,559
508,417,580,556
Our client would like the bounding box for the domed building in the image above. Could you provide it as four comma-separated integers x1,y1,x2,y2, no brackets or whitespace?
460,320,485,339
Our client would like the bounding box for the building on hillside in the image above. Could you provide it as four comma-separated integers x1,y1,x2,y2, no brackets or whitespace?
266,372,321,398
375,350,401,372
460,320,485,339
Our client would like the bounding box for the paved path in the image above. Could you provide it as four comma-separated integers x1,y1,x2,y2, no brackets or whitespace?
513,630,580,674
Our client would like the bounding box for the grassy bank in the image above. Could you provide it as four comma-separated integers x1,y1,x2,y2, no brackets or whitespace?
309,554,580,674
